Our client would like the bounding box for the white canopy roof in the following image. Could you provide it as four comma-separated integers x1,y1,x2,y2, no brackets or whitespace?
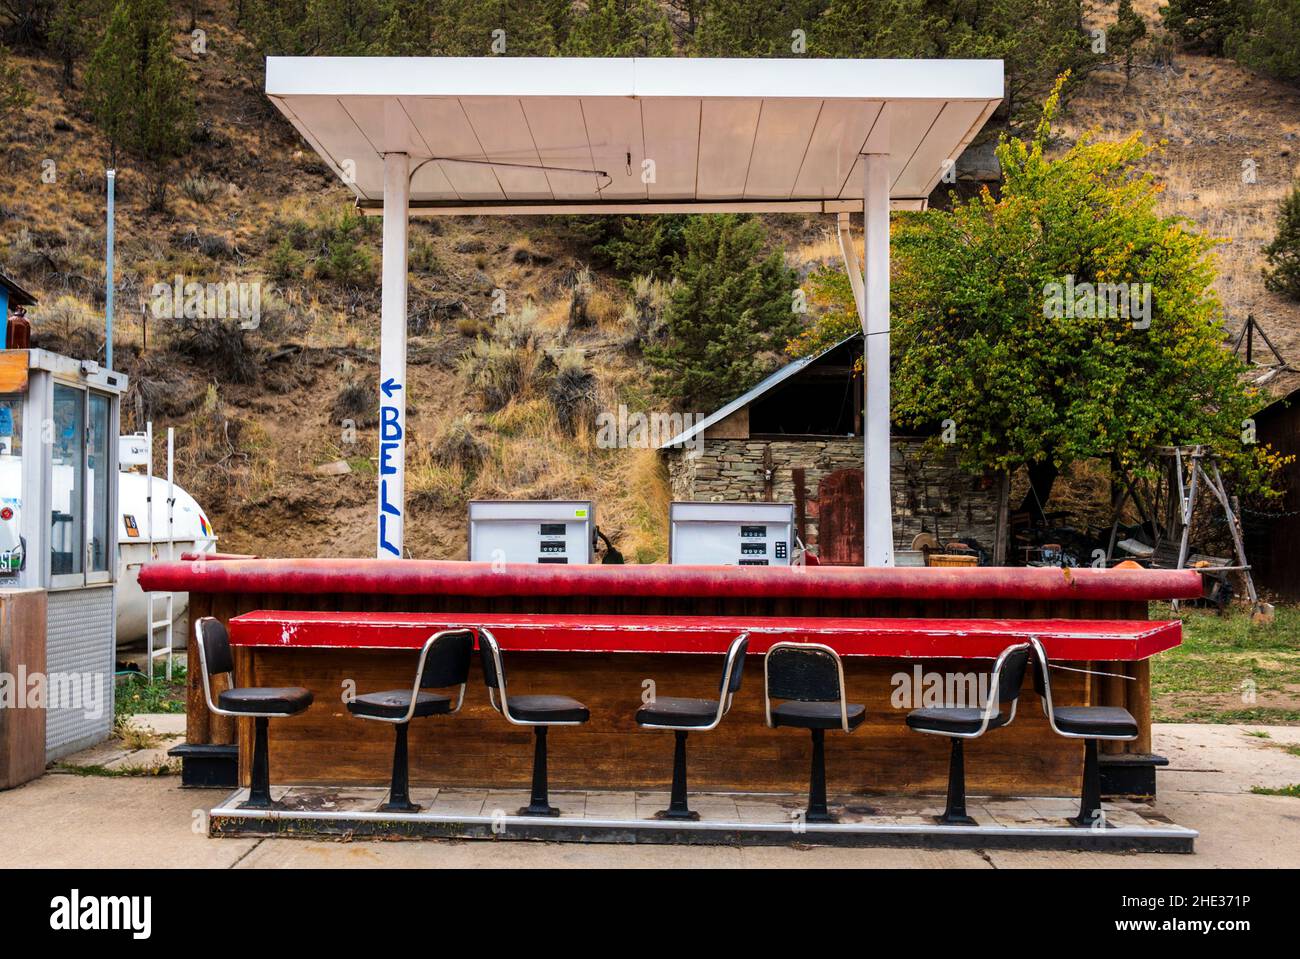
266,57,1003,215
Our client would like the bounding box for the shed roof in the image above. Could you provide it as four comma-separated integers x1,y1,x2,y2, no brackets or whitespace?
0,270,36,307
659,332,861,449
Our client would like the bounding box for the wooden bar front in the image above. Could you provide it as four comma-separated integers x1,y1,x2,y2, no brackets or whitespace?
141,559,1201,799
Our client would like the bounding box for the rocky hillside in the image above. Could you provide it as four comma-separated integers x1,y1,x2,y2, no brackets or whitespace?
2,0,1297,559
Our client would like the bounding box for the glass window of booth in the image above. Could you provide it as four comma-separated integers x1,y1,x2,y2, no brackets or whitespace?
51,383,85,577
0,393,23,581
88,392,110,575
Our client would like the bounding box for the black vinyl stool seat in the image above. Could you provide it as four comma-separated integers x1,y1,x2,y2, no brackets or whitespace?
905,641,1031,825
635,633,749,821
478,627,590,817
347,628,474,812
195,617,313,811
763,642,864,823
1027,636,1139,828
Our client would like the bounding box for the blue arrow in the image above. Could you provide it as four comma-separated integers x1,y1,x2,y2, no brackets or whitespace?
381,378,402,398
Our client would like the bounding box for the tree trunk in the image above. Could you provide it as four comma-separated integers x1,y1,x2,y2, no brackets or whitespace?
992,469,1011,566
1016,460,1060,527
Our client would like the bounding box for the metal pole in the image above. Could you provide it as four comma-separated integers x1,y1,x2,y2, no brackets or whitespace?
145,421,153,682
105,169,115,371
377,151,410,558
862,152,894,567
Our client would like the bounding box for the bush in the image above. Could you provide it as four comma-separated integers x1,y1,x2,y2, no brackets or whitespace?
430,415,488,471
332,378,376,427
619,274,669,349
547,348,598,434
171,315,260,385
1263,181,1300,300
179,175,224,204
456,337,536,412
268,238,306,282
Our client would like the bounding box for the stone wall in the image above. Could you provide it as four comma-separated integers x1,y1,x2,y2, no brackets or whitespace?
664,437,1001,555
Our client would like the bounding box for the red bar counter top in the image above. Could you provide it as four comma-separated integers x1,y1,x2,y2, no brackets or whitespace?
140,557,1204,602
228,609,1182,661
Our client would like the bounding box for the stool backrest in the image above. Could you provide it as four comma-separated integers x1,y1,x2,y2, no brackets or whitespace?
765,642,843,702
477,627,505,691
196,616,233,680
1027,636,1054,710
420,629,475,689
995,643,1032,707
721,633,750,696
978,641,1032,731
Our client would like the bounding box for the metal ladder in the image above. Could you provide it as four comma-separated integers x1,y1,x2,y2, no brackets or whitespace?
145,422,176,682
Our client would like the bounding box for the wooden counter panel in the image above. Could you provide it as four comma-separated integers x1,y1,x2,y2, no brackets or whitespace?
237,647,1089,797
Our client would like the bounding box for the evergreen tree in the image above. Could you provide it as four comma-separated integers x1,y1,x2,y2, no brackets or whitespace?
646,215,799,409
85,0,195,210
814,0,1100,131
563,0,673,57
49,0,104,88
1161,0,1244,55
595,216,689,279
0,43,31,123
694,0,828,57
1263,181,1300,300
1225,0,1300,85
1109,0,1147,89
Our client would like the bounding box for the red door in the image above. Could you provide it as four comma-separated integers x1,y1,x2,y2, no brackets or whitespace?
817,469,864,566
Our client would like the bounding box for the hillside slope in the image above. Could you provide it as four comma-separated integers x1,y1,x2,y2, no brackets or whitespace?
2,2,1297,560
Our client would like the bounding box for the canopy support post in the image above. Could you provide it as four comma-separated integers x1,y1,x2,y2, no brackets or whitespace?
862,152,894,567
378,151,410,558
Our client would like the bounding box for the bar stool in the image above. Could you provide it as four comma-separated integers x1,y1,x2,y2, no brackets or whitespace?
763,642,865,823
1027,636,1138,827
194,616,313,810
635,633,749,820
477,626,590,817
905,641,1031,825
347,628,475,813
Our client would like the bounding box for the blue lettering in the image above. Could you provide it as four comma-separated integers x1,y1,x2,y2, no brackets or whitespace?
381,406,402,442
379,514,400,556
380,441,399,476
380,478,401,516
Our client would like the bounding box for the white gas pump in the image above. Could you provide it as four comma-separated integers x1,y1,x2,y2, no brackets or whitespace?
468,500,594,564
668,502,796,566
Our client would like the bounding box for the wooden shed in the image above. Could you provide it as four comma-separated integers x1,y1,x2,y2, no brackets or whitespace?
659,334,1004,565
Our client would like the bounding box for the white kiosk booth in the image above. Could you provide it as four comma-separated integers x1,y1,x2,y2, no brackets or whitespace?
0,348,125,763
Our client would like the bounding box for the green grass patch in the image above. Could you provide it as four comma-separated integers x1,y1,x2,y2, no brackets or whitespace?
1150,602,1300,724
114,665,188,720
1177,707,1300,724
56,761,178,777
1250,783,1300,798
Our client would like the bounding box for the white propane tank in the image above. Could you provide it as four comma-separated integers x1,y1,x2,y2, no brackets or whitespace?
116,471,217,644
115,432,217,644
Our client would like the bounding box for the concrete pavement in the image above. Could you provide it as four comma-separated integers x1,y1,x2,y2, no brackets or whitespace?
1,723,1296,868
